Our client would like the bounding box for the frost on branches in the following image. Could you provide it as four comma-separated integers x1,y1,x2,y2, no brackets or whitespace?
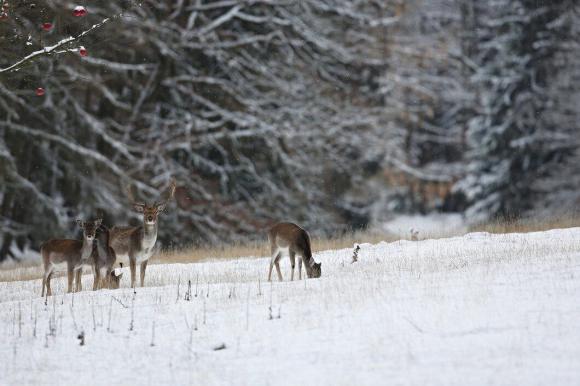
454,0,577,223
1,0,579,262
0,1,392,261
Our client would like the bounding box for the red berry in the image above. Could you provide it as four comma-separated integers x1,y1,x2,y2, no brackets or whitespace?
79,46,88,57
35,87,45,96
73,6,87,17
42,22,52,31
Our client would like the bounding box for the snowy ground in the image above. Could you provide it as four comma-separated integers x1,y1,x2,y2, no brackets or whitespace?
1,228,580,385
381,213,468,239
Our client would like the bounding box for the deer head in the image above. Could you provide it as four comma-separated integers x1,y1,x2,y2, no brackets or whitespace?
108,270,123,289
125,178,176,225
310,262,322,278
76,219,102,241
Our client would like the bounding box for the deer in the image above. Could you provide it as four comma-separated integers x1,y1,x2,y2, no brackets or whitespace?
41,219,100,297
267,222,321,282
109,178,176,288
92,223,123,290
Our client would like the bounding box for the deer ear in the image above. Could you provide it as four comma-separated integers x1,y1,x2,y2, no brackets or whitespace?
156,203,167,212
76,219,83,227
95,218,102,226
133,204,145,213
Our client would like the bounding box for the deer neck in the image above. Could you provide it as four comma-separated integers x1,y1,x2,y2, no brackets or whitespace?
80,238,94,262
303,256,315,276
142,222,158,248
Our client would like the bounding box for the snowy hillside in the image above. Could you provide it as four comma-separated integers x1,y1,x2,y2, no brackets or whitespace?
1,229,580,385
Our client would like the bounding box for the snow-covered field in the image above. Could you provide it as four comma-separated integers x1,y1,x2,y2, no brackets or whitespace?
381,213,468,239
1,228,580,385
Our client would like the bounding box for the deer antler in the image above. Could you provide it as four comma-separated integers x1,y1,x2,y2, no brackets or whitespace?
155,178,176,208
125,183,145,206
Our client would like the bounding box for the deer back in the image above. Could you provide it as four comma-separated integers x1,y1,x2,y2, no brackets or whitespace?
109,226,137,256
269,222,313,260
41,239,84,266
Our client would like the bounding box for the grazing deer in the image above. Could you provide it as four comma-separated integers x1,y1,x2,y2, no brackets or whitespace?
41,219,101,297
92,224,122,290
109,178,176,288
267,222,321,281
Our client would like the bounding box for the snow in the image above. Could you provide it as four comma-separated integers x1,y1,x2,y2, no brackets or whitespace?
1,228,580,385
381,213,467,239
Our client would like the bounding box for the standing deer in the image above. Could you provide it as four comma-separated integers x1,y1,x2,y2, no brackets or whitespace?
92,224,122,290
267,222,321,281
109,178,176,288
41,219,101,297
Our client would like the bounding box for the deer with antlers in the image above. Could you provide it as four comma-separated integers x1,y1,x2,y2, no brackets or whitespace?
41,219,100,297
109,178,176,288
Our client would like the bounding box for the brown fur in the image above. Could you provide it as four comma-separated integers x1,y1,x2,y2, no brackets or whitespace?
40,219,101,297
267,222,321,281
92,224,121,290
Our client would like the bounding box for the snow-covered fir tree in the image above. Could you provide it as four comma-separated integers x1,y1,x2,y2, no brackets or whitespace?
455,0,576,223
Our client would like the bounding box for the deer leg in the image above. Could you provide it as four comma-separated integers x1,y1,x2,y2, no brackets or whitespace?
67,265,74,293
105,268,113,289
140,260,148,287
268,251,281,282
41,277,45,297
46,271,53,297
75,268,82,292
41,271,48,297
289,251,296,281
275,261,283,282
298,258,303,280
93,265,100,291
267,244,276,282
129,257,137,289
268,261,274,282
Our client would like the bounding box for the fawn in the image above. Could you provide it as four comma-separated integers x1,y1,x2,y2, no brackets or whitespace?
267,222,321,281
92,224,122,290
41,219,100,296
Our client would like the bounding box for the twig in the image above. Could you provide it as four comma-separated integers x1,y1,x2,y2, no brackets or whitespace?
69,303,78,331
0,19,108,75
32,308,37,338
92,303,96,331
129,292,136,331
107,297,113,332
246,285,250,330
185,279,192,301
18,302,22,338
77,331,85,346
176,276,181,303
351,244,360,263
111,296,129,309
0,1,143,76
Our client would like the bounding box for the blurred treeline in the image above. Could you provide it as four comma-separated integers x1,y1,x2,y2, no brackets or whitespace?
0,0,579,261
